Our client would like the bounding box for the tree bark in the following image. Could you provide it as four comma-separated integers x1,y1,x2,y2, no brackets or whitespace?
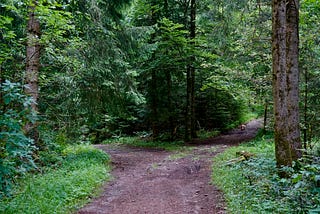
185,65,192,142
166,69,175,140
0,66,4,113
25,1,40,144
150,1,159,140
272,0,301,168
303,66,308,149
263,100,268,133
190,0,197,139
272,0,292,167
164,0,169,17
185,0,196,142
151,69,159,140
286,0,302,160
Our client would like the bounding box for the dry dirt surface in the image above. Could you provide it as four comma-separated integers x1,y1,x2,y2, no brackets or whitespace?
78,119,262,214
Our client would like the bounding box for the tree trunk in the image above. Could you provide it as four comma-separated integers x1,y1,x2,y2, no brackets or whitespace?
0,66,4,113
185,0,196,142
25,1,40,144
164,0,169,17
272,0,301,168
151,69,159,140
163,0,174,140
150,2,159,140
286,0,302,160
190,0,196,138
263,100,268,133
303,66,308,149
185,65,192,142
272,0,292,167
166,70,175,140
191,60,196,138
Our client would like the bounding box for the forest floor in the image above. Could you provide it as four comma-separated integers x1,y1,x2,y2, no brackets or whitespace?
78,119,262,214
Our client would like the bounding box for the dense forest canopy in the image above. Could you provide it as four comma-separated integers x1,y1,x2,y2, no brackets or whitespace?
0,0,319,197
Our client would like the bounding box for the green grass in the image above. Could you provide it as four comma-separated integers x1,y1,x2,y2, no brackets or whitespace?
212,132,320,213
241,112,259,124
197,129,220,140
166,149,193,160
212,134,277,213
224,111,259,131
103,136,186,151
0,145,111,214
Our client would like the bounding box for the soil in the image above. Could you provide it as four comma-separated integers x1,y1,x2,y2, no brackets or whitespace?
78,119,262,214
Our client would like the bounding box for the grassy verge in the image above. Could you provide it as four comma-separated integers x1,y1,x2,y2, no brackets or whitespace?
0,145,111,214
103,136,186,151
212,133,320,213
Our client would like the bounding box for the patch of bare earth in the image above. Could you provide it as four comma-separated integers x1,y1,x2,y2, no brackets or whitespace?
78,119,262,214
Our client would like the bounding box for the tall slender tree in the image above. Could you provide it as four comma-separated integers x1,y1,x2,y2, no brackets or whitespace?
25,0,40,144
185,0,197,142
150,0,160,140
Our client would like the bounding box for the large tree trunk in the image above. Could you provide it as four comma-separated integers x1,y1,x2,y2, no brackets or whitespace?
272,0,301,168
272,0,292,167
286,0,302,160
25,2,40,144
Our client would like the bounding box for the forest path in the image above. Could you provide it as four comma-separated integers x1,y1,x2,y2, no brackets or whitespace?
78,119,262,214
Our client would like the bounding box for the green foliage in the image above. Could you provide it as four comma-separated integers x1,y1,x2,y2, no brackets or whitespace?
0,145,111,214
197,129,220,140
195,0,269,132
0,81,37,198
37,1,74,46
300,0,320,140
197,87,249,131
103,136,185,151
36,125,68,167
0,13,16,64
139,17,190,138
0,0,25,82
54,0,144,140
212,134,320,213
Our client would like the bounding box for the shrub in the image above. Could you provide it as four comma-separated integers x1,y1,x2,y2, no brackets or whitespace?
0,81,37,198
0,145,111,214
212,134,320,213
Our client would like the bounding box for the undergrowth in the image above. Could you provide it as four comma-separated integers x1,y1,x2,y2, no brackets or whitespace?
0,145,111,214
103,136,185,151
212,132,320,213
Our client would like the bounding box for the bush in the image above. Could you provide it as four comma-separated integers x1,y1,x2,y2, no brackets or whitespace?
212,134,320,213
0,145,111,214
0,81,37,198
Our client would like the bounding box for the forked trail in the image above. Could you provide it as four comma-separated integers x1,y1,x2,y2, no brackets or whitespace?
78,119,262,214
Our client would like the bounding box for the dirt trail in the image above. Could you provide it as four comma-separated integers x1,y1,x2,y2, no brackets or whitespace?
78,119,262,214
